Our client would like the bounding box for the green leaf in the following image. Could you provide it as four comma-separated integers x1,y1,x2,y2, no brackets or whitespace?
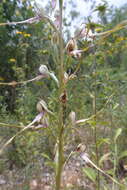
99,152,111,165
113,103,119,110
45,161,56,169
106,168,114,176
104,185,109,190
119,150,127,160
114,128,122,142
97,138,110,147
41,153,51,160
83,167,97,182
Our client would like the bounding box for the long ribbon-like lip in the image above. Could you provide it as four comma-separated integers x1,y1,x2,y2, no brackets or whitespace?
49,72,59,87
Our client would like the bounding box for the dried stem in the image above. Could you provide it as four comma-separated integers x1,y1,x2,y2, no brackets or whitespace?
0,14,59,34
0,75,44,86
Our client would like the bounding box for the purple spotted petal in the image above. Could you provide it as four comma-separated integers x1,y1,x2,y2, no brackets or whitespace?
80,153,90,163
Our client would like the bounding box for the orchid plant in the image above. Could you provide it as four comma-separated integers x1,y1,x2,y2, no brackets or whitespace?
0,0,127,189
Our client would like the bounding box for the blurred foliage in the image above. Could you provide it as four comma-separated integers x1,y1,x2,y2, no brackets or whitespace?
0,0,127,188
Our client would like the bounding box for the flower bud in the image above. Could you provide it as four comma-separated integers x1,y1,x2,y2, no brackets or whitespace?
52,32,59,44
36,101,44,113
63,72,69,84
39,65,49,77
69,111,76,126
76,144,86,152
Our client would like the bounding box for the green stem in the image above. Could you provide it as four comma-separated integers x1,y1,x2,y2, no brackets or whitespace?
112,142,117,190
93,40,100,190
93,80,100,190
55,1,64,190
0,122,23,129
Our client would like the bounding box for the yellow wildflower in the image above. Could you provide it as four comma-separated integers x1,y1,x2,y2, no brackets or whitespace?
23,33,31,37
16,31,23,34
9,58,16,63
116,37,124,42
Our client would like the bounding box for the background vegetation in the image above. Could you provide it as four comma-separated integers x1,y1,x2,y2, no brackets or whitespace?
0,0,127,189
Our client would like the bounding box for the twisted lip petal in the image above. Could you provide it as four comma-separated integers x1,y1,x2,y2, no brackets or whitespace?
49,72,59,87
32,112,44,123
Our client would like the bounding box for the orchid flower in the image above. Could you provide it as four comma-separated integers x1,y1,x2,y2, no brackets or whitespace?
39,65,50,77
66,38,84,59
32,112,44,124
30,99,52,129
39,65,59,86
70,49,84,59
54,10,60,29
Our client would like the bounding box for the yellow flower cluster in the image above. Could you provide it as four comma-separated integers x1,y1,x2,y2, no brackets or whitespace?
9,58,16,63
23,33,31,37
116,36,125,42
16,31,31,37
16,31,22,34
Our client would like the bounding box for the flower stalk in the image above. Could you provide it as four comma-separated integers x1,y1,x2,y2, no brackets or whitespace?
55,0,65,190
92,39,100,190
